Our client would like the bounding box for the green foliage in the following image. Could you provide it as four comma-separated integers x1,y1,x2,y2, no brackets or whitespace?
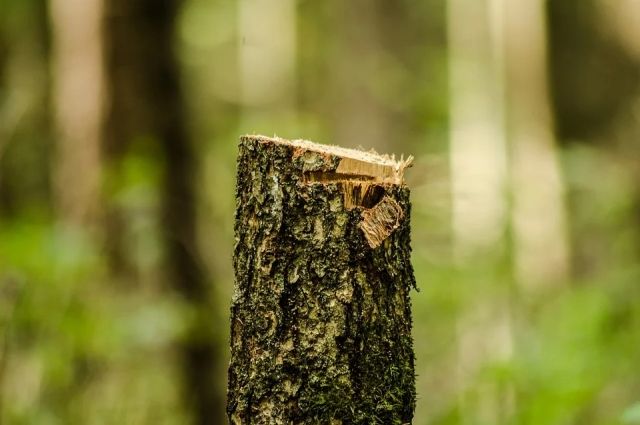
622,404,640,424
0,215,192,424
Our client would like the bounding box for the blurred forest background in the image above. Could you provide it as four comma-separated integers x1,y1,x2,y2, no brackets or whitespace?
0,0,639,424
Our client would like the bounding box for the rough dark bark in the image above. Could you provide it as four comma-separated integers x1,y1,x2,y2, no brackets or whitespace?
228,135,416,424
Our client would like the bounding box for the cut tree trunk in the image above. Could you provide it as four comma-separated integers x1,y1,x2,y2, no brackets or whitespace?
228,135,416,424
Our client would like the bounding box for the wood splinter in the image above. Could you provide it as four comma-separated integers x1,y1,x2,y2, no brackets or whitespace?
228,135,417,424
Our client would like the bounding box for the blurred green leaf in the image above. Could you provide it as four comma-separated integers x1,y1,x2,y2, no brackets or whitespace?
622,404,640,424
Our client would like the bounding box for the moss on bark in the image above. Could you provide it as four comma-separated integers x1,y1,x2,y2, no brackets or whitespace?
228,135,416,424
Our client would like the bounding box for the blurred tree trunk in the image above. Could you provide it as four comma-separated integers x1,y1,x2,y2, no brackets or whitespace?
448,0,508,254
449,0,570,420
547,0,639,144
47,0,104,418
0,17,7,215
0,18,7,163
49,0,104,227
504,0,569,290
102,0,225,423
447,0,514,422
238,0,296,130
547,0,639,279
0,0,52,218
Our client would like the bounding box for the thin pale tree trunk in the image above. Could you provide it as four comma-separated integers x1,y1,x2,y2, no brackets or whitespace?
49,0,104,226
448,0,514,422
504,0,570,289
238,0,296,129
448,0,508,254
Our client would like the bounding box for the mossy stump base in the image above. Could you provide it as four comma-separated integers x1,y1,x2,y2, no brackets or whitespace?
228,135,416,424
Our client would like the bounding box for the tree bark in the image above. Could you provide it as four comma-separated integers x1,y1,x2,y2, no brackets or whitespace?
228,135,416,424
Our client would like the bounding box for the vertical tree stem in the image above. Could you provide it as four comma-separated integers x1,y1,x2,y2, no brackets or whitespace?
228,135,416,424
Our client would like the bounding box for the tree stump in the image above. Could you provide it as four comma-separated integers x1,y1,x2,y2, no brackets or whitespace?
228,135,416,424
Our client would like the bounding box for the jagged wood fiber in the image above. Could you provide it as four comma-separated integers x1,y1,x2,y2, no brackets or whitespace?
228,135,416,424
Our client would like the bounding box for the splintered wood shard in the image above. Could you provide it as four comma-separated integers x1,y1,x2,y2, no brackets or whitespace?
360,196,404,248
229,135,416,424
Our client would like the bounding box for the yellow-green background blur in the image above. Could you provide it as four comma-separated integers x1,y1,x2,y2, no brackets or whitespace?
1,0,639,424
